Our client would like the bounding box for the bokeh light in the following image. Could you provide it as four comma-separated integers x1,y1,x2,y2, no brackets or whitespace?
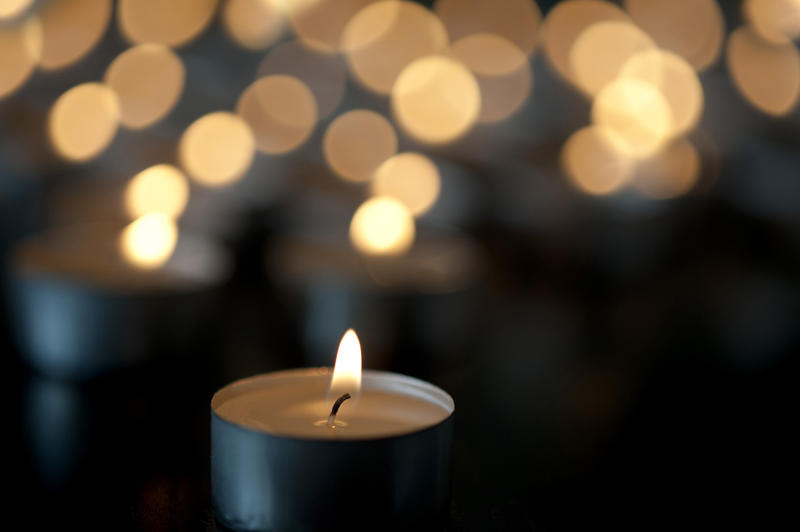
391,55,481,145
450,33,532,123
222,0,285,50
119,213,178,269
285,0,377,53
118,0,218,48
371,152,441,216
104,44,185,130
0,16,41,99
633,137,700,199
179,111,255,187
236,75,317,155
561,125,634,195
48,82,120,162
341,0,449,94
727,26,800,116
350,196,415,256
323,110,397,183
37,0,110,70
592,77,673,158
124,164,190,220
744,0,800,45
434,0,541,57
624,0,724,71
0,0,32,21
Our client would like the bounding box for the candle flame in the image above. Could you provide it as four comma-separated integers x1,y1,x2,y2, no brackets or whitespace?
329,329,362,397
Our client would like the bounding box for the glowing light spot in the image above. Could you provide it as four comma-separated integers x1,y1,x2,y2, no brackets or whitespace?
38,0,110,70
0,0,32,21
569,20,655,97
236,75,317,155
341,0,449,94
180,112,255,187
434,0,541,57
119,213,178,269
104,44,185,130
257,39,347,119
329,329,362,398
744,0,800,45
633,138,700,199
49,82,120,162
619,49,703,138
624,0,724,71
286,0,377,53
350,196,415,256
392,55,481,145
371,152,440,216
562,125,634,195
592,78,673,158
323,110,397,183
118,0,218,48
124,164,189,219
222,0,285,50
727,26,800,116
450,33,532,123
541,0,628,88
0,16,41,99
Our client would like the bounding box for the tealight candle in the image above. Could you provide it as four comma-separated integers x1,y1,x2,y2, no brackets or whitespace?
211,330,455,531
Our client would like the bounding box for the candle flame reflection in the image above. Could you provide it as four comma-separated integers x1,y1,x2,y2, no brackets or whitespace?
329,329,362,398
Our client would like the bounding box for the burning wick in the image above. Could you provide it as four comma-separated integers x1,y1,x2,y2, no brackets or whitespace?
327,393,352,428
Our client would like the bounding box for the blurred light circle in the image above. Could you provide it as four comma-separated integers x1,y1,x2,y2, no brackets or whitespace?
286,0,377,53
371,152,441,216
341,0,449,94
0,0,32,21
633,137,700,199
257,39,347,119
125,164,190,219
350,196,415,256
236,75,317,155
727,26,800,116
180,111,255,187
561,125,634,195
569,20,655,97
592,78,673,158
104,44,185,130
624,0,724,71
619,49,703,138
118,0,218,48
391,55,481,145
0,16,41,99
450,33,532,123
222,0,285,50
119,213,178,269
323,110,397,183
38,0,110,70
49,82,120,162
541,0,628,88
744,0,800,45
434,0,541,57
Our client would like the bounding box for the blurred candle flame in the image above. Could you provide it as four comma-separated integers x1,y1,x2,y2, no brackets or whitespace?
329,329,362,398
119,213,178,269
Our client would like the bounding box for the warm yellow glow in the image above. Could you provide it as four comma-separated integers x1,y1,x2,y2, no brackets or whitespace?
37,0,110,70
118,0,218,48
0,0,32,20
0,16,41,99
633,138,700,199
257,39,347,119
329,329,362,398
541,0,628,88
727,26,800,116
624,0,725,71
371,152,440,216
48,82,120,162
341,0,449,94
619,49,703,138
744,0,800,45
391,55,481,145
434,0,541,57
569,20,655,97
222,0,285,50
450,33,532,123
323,110,397,183
350,196,415,256
236,75,317,155
124,164,190,219
179,111,255,187
286,0,377,53
119,213,178,269
562,125,634,195
592,78,673,158
104,44,185,130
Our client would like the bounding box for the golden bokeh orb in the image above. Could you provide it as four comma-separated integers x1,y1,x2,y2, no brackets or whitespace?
118,0,218,48
124,164,190,220
371,152,441,216
48,82,121,162
0,16,41,99
119,213,179,269
285,0,377,53
179,112,255,187
38,0,111,70
0,0,32,21
323,110,397,183
562,125,634,195
222,0,285,50
350,196,415,257
744,0,800,45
